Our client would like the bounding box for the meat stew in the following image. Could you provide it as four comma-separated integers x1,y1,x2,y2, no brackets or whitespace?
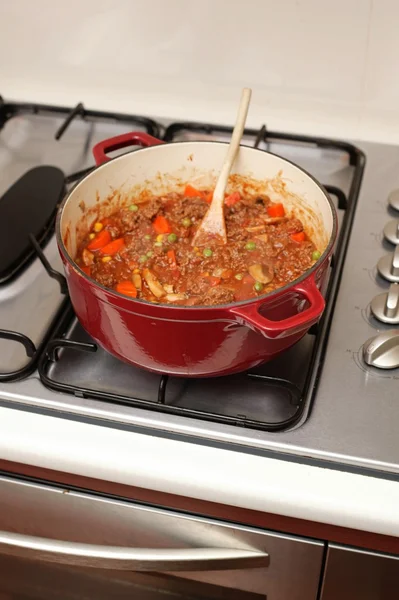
75,185,320,306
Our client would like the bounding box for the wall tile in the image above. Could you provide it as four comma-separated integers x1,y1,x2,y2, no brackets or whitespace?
1,0,399,143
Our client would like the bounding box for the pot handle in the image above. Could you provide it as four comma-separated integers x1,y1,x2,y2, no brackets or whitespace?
229,276,325,339
92,132,164,166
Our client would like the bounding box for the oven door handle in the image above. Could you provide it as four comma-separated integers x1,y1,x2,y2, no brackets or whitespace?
0,531,270,571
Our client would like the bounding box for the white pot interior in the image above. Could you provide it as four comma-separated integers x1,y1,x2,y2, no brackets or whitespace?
60,141,334,260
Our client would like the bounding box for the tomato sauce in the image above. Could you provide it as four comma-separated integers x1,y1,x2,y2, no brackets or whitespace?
75,187,319,306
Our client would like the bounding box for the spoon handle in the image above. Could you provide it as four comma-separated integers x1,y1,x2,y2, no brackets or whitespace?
212,88,252,202
192,88,252,246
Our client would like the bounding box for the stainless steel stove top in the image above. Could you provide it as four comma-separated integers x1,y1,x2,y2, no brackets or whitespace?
1,102,399,479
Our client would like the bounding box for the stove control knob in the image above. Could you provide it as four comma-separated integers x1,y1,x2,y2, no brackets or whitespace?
377,246,399,282
363,329,399,369
371,283,399,324
388,189,399,213
383,219,399,245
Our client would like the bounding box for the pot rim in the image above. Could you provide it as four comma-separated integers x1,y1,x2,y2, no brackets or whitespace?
56,140,338,311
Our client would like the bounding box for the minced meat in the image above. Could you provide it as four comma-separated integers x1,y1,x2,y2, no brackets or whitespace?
75,189,319,306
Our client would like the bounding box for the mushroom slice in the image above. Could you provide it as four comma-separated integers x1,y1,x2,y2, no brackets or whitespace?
212,268,233,279
132,273,142,290
142,268,166,298
254,233,268,243
248,263,274,284
245,225,265,233
82,248,94,266
165,293,186,302
259,215,287,224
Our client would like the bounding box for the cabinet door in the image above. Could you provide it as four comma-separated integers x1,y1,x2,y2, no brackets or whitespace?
321,543,399,600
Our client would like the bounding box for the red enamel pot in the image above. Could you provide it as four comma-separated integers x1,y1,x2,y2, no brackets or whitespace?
56,132,337,377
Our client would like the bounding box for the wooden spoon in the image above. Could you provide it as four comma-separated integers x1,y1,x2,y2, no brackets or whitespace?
192,87,252,246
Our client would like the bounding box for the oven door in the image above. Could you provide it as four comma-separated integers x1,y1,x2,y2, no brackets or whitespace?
0,475,324,600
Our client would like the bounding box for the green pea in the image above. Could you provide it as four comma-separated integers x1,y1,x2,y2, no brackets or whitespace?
129,204,139,212
245,241,257,251
154,241,163,247
234,273,244,280
168,233,177,243
144,234,151,240
203,248,213,258
182,217,192,228
254,281,263,292
146,251,154,258
139,255,147,263
312,250,321,261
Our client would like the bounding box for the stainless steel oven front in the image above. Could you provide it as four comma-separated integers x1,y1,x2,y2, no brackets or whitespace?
0,475,324,599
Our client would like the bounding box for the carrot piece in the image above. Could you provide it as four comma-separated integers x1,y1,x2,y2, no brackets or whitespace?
116,280,137,298
233,272,256,300
80,265,91,276
167,249,177,269
206,276,221,287
87,229,111,251
267,203,285,218
184,184,214,202
225,192,241,206
152,215,171,234
99,237,125,256
184,184,203,198
221,268,233,279
290,231,306,243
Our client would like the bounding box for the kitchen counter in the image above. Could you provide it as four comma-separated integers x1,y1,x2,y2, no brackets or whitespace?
0,404,398,540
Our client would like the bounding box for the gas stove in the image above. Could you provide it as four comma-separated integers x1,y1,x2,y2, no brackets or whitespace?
1,99,399,479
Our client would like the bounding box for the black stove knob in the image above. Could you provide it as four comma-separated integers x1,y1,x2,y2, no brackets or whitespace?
363,329,399,369
388,189,399,213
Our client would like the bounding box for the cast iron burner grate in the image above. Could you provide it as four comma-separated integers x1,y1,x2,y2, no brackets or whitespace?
0,100,160,138
36,117,365,432
0,235,69,382
0,100,160,381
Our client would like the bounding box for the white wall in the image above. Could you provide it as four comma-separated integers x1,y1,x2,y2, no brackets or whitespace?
0,0,398,143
